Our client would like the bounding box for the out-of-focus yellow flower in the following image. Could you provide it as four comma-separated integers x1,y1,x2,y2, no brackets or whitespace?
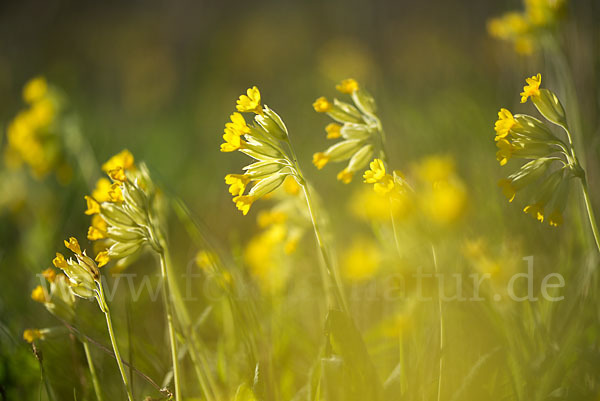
312,152,330,169
91,178,113,202
87,215,108,241
337,168,353,184
236,86,263,115
341,237,381,282
257,210,287,228
31,285,48,303
336,78,359,94
349,186,412,222
313,96,333,113
195,250,214,271
414,155,455,184
282,175,300,196
421,181,467,224
548,209,563,227
325,123,342,139
42,268,57,283
520,73,542,103
23,76,48,104
496,139,514,166
101,149,134,173
244,225,289,292
23,328,45,343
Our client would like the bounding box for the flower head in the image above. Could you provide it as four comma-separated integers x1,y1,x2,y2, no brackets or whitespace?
520,73,542,103
84,195,101,215
220,131,245,152
336,79,359,94
92,178,113,202
226,112,251,135
498,178,516,202
313,97,333,113
236,86,263,115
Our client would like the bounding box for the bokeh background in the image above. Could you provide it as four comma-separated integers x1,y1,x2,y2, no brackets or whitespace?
1,0,600,400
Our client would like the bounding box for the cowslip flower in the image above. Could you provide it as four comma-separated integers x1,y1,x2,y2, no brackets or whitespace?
312,79,384,183
520,73,541,103
494,108,517,140
236,86,263,115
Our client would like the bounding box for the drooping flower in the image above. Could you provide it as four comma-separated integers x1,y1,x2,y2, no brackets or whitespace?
494,108,517,140
313,97,333,113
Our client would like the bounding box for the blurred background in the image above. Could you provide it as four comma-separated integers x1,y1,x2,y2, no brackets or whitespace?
1,0,600,400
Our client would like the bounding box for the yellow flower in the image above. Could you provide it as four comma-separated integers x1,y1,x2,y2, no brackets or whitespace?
88,215,108,241
31,285,48,303
257,210,287,228
236,86,263,115
421,181,467,224
548,209,563,227
108,167,127,182
23,76,48,104
84,195,101,215
325,123,342,139
524,202,544,222
313,96,332,113
498,179,516,202
494,108,517,140
53,253,68,269
225,112,251,135
42,268,57,283
220,131,245,152
496,139,513,166
336,78,359,94
95,251,110,267
514,36,534,55
415,155,454,183
64,237,82,255
282,175,301,195
363,159,386,183
520,73,542,103
233,195,255,215
312,152,330,169
102,149,135,173
341,238,381,282
374,175,395,195
195,250,214,271
225,174,251,196
91,178,113,202
337,168,353,184
23,328,45,343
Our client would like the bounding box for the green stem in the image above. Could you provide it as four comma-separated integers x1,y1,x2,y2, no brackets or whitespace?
97,283,134,401
432,246,444,401
300,183,349,314
159,251,182,401
82,338,104,401
580,178,600,254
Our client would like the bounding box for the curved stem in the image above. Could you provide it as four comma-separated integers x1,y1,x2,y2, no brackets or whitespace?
581,178,600,254
82,338,104,401
97,283,134,401
159,251,182,401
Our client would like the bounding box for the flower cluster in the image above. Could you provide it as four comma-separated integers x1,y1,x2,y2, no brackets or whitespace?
84,150,162,267
221,86,303,215
4,76,67,179
312,79,384,184
487,0,566,54
495,74,577,227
